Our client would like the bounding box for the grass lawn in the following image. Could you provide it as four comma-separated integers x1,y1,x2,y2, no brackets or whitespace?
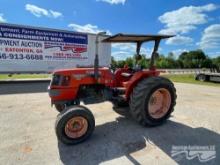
0,74,51,80
163,74,220,87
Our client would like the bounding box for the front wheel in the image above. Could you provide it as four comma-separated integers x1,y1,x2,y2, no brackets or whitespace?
129,77,177,126
55,106,95,145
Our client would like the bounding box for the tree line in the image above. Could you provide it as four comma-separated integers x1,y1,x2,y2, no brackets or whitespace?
111,50,220,70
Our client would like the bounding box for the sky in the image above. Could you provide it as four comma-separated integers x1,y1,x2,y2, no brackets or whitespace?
0,0,220,60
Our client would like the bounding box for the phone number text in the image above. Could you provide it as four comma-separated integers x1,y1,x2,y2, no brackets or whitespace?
0,53,43,60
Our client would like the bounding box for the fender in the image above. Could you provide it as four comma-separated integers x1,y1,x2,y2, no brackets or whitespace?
114,67,133,86
125,70,160,100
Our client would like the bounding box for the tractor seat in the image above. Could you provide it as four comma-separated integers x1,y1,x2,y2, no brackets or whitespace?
121,72,133,77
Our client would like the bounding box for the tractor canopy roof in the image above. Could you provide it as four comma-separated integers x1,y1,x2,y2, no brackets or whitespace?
102,33,174,43
102,33,174,68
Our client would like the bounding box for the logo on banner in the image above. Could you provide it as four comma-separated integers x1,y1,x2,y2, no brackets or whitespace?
45,42,87,53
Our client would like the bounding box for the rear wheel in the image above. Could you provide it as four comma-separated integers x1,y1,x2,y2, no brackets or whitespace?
55,105,95,145
129,76,176,126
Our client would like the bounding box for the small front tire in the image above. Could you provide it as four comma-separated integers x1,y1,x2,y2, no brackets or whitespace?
55,106,95,145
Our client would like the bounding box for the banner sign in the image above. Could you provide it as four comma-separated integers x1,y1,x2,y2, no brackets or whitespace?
0,24,88,61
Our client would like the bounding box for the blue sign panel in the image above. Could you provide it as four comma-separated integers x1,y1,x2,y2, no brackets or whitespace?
0,24,88,44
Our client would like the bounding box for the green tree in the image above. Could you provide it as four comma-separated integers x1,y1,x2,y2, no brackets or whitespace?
156,54,179,68
111,51,219,69
178,50,208,68
212,56,220,67
125,57,134,68
117,60,126,68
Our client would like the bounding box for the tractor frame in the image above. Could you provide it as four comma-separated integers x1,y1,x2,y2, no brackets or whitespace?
48,32,177,145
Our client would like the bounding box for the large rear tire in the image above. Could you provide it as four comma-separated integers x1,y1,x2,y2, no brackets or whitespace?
55,105,95,145
129,76,176,126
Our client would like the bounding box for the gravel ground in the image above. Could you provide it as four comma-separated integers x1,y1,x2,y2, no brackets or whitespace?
0,82,220,165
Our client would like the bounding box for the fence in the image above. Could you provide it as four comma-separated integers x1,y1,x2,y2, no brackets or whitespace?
157,69,211,74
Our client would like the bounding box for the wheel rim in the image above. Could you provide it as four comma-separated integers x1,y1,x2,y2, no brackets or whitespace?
199,75,205,81
65,116,88,139
148,88,171,119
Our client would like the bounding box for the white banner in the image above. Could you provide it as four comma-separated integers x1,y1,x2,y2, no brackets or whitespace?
0,23,111,73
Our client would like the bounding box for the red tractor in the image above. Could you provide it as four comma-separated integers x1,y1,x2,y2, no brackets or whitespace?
48,32,177,145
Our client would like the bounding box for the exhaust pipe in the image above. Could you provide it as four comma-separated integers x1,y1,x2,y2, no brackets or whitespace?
94,32,106,81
